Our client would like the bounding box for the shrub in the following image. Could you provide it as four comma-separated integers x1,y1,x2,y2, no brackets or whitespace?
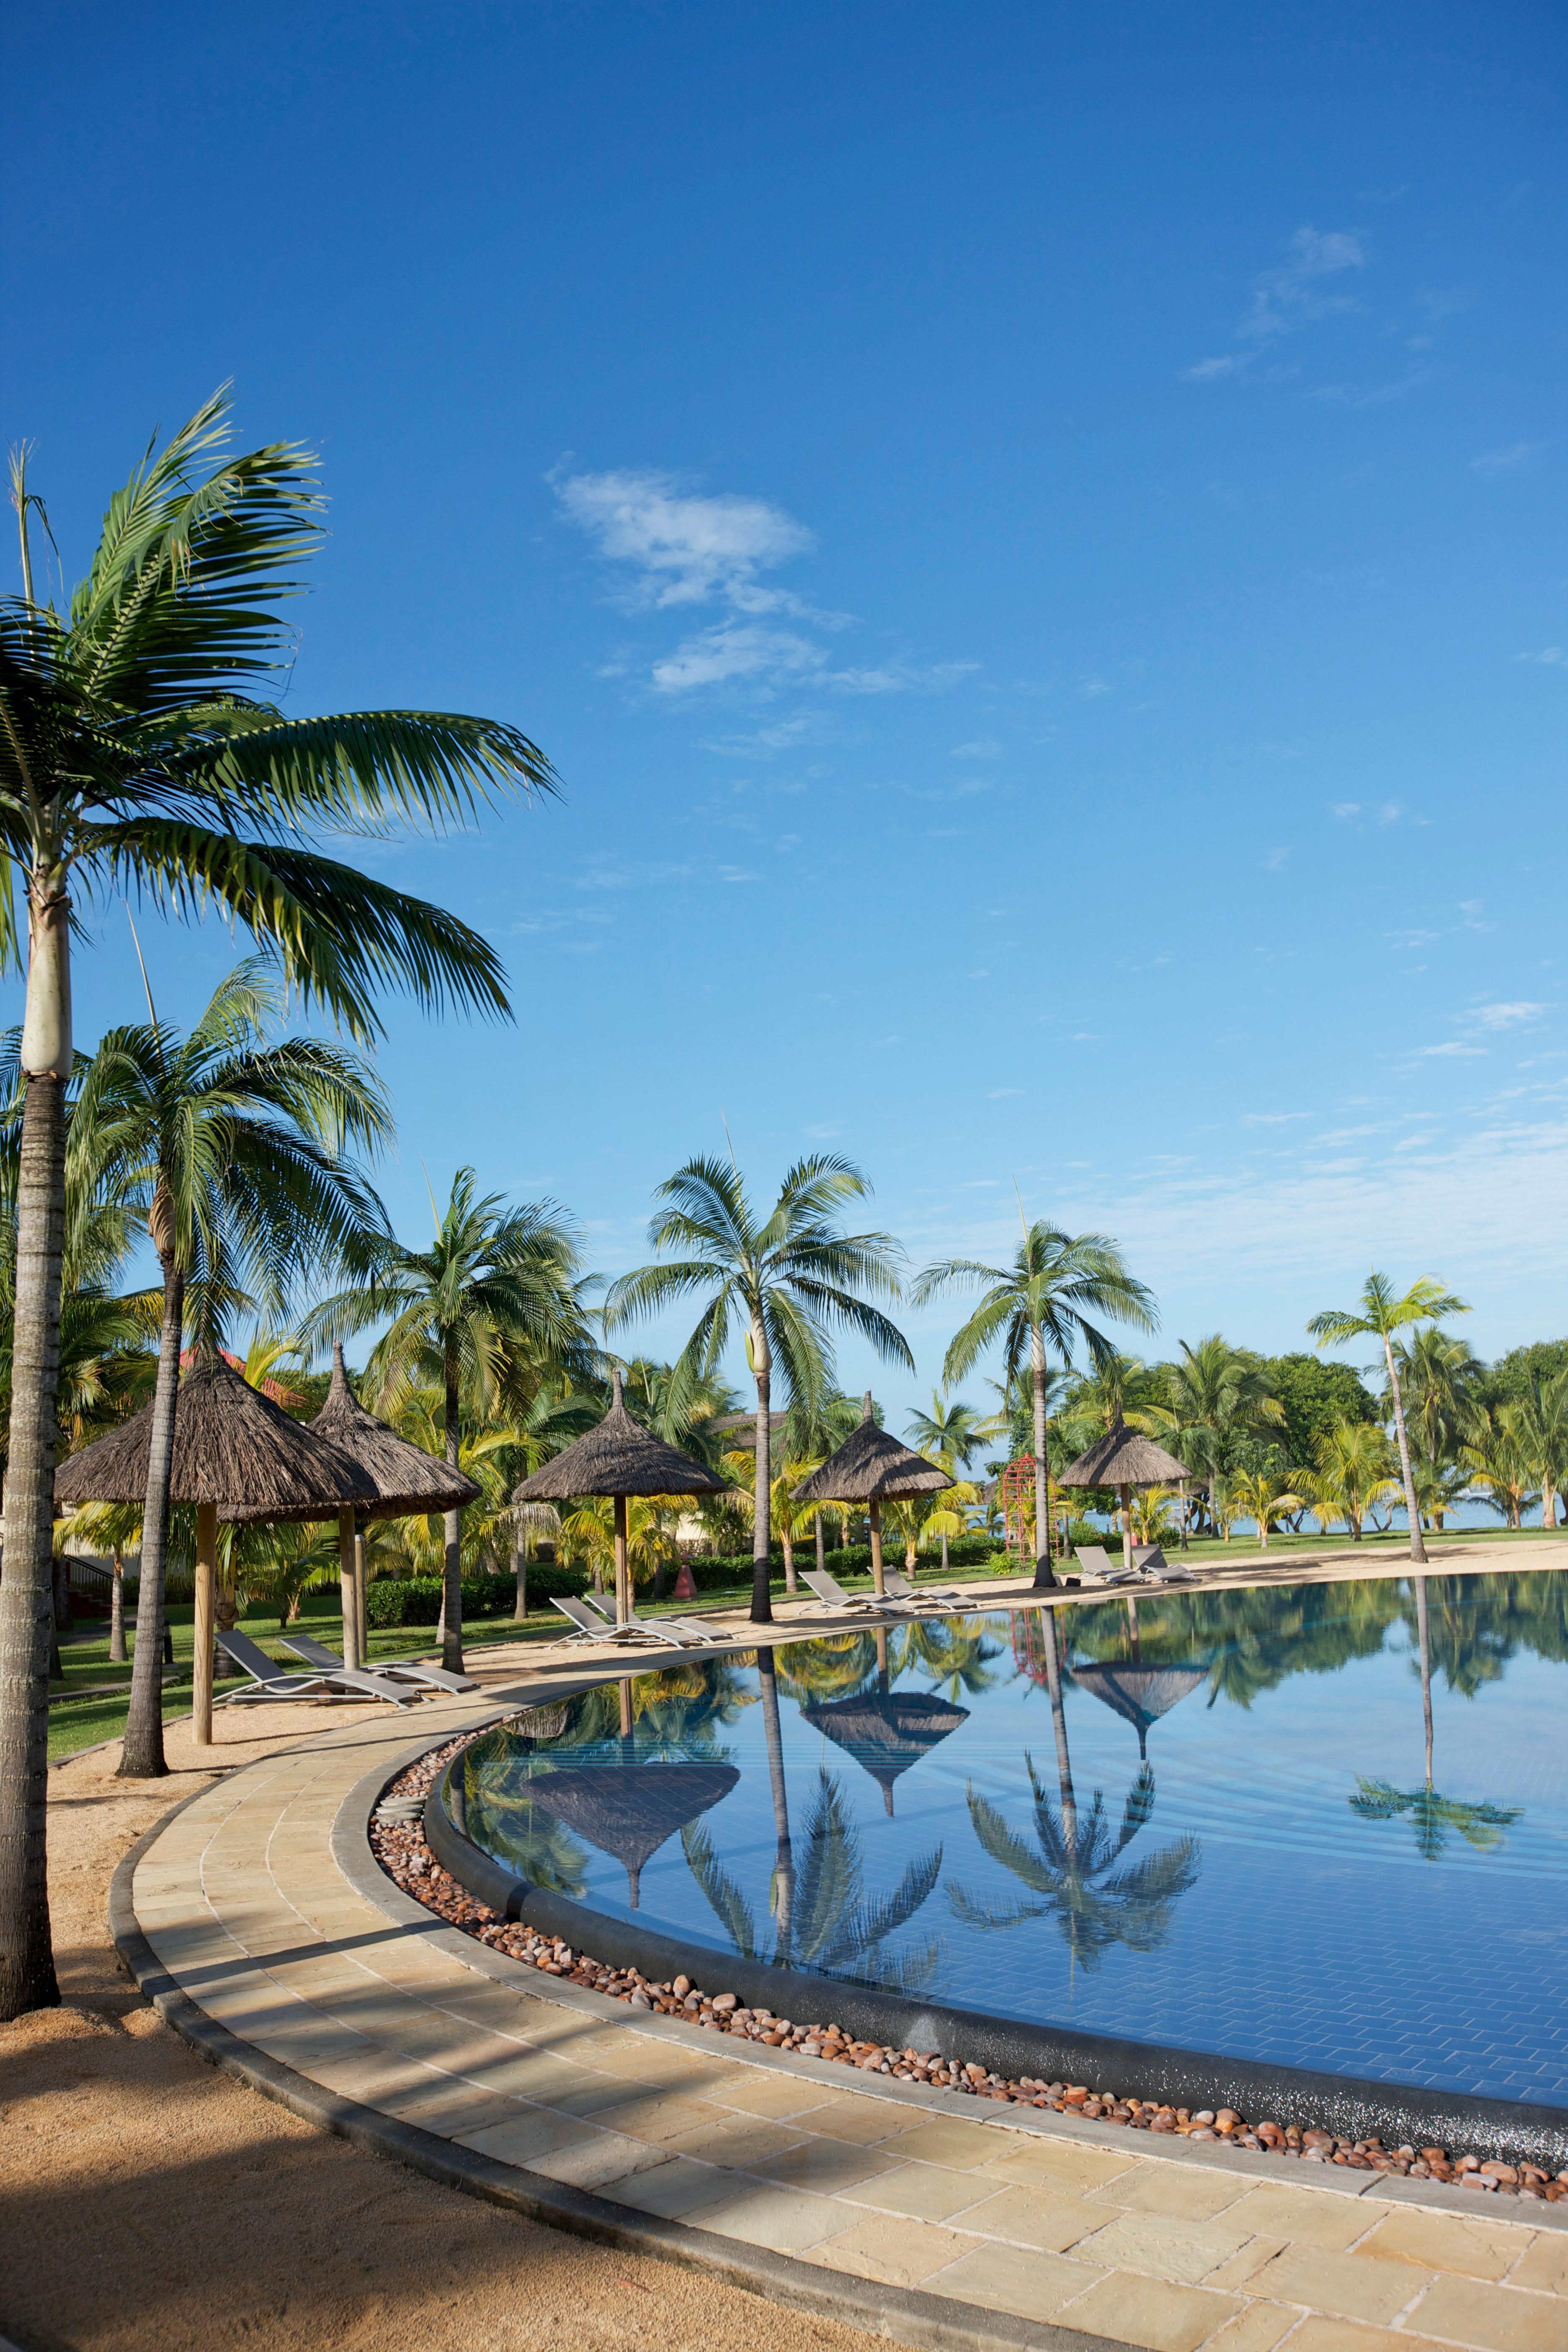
668,1536,1009,1593
366,1564,587,1629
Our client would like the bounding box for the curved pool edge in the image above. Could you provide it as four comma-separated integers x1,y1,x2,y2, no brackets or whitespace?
430,1748,1568,2173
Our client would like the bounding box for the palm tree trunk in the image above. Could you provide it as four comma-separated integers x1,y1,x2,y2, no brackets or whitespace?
815,1511,825,1576
868,1498,885,1596
442,1342,464,1674
191,1501,219,1746
756,1650,793,1955
1029,1331,1057,1591
0,1064,68,2020
940,1528,950,1573
781,1527,796,1594
109,1549,126,1663
1384,1338,1428,1566
513,1530,528,1622
750,1340,772,1625
119,1266,186,1779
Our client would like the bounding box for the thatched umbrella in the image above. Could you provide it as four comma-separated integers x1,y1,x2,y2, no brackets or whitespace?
54,1347,377,1745
801,1687,969,1815
519,1762,740,1906
791,1393,952,1597
511,1369,728,1622
1069,1662,1208,1759
1057,1420,1190,1571
308,1343,480,1669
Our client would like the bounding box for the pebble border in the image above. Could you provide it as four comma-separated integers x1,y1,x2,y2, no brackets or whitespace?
376,1734,1568,2205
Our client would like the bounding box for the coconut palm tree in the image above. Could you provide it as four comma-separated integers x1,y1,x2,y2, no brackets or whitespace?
1142,1336,1285,1538
903,1390,988,1574
604,1154,912,1625
72,963,391,1777
1460,1400,1537,1531
1509,1369,1568,1531
912,1222,1155,1592
309,1171,593,1673
0,397,553,2021
1302,1418,1399,1543
1386,1327,1482,1499
1228,1468,1305,1553
1308,1274,1469,1566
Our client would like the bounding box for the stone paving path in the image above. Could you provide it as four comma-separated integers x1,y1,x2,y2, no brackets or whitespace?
117,1623,1568,2352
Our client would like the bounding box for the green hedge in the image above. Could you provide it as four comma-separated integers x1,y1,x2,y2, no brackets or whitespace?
671,1535,1009,1593
366,1564,587,1629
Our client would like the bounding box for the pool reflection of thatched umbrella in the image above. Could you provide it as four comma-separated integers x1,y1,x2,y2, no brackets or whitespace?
1068,1662,1207,1759
1058,1421,1189,1571
512,1369,729,1623
801,1687,970,1814
520,1763,740,1906
792,1393,952,1598
309,1342,480,1668
54,1346,377,1748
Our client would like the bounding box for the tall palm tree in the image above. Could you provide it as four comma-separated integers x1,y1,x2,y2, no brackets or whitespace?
913,1222,1155,1591
1142,1336,1285,1537
74,964,391,1777
1460,1400,1537,1531
0,397,552,2021
604,1154,911,1625
1308,1274,1469,1566
1386,1327,1482,1493
310,1170,591,1672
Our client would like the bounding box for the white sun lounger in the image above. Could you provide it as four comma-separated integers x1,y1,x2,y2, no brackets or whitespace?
1130,1545,1198,1585
800,1568,912,1617
216,1628,421,1707
580,1592,715,1647
1070,1545,1142,1589
880,1568,969,1612
550,1595,671,1647
280,1632,478,1693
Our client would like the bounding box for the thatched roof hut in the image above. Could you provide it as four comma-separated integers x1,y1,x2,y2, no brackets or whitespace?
791,1395,952,1505
511,1370,730,1504
520,1762,739,1906
801,1688,970,1814
309,1343,480,1519
54,1346,376,1524
1057,1421,1190,1490
1070,1661,1209,1759
707,1408,787,1453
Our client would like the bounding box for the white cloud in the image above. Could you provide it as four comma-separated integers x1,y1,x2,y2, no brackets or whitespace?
554,468,812,607
1185,226,1364,384
951,736,1003,758
1470,441,1549,482
1183,355,1241,383
1516,647,1567,668
1241,1112,1310,1127
1473,1001,1547,1030
1415,1041,1487,1058
651,623,823,694
1331,801,1362,820
1262,846,1291,872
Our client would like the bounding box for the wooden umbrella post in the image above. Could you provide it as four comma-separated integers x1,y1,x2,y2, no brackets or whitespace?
193,1500,218,1747
355,1524,368,1663
1121,1480,1133,1568
614,1492,630,1625
339,1507,359,1670
868,1497,886,1596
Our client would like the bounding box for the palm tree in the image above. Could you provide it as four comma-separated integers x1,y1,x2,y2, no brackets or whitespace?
1228,1468,1304,1553
0,398,552,2021
1510,1370,1568,1531
604,1154,911,1624
904,1390,987,1575
1387,1327,1482,1506
309,1171,592,1673
1308,1274,1469,1566
912,1222,1155,1591
1302,1418,1399,1542
73,963,391,1777
1460,1400,1537,1531
1142,1336,1285,1538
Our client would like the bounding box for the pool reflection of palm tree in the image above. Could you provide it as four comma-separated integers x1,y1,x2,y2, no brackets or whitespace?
949,1752,1199,1977
1349,1576,1521,1862
683,1767,944,1994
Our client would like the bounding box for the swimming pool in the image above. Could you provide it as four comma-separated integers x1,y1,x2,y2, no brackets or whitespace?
458,1571,1568,2114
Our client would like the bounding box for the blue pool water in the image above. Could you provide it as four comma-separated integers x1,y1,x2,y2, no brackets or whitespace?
461,1571,1568,2108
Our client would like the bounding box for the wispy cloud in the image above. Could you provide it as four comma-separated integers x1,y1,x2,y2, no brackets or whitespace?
1331,800,1413,827
951,736,1003,758
1516,647,1567,668
1414,1041,1487,1058
1185,226,1365,382
554,467,813,607
1470,441,1549,482
1473,1001,1547,1030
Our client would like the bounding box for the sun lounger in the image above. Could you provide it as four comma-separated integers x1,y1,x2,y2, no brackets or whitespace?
549,1595,671,1647
280,1632,478,1693
216,1628,421,1707
881,1568,969,1612
1130,1545,1198,1585
579,1593,714,1647
1069,1545,1141,1588
800,1568,912,1616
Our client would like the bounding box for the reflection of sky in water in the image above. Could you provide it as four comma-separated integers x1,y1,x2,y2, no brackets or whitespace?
463,1573,1568,2106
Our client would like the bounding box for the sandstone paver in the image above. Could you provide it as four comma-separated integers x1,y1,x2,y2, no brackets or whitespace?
943,2182,1104,2252
1406,2273,1567,2352
1357,2202,1527,2281
840,2160,997,2223
807,2213,974,2287
1243,2242,1429,2325
926,2240,1104,2321
1054,2270,1242,2352
1068,2208,1259,2286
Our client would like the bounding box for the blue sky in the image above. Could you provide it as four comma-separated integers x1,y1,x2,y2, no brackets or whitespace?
6,2,1566,1419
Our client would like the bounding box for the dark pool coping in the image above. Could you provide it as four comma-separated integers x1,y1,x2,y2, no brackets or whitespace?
110,1760,1134,2352
430,1735,1568,2177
